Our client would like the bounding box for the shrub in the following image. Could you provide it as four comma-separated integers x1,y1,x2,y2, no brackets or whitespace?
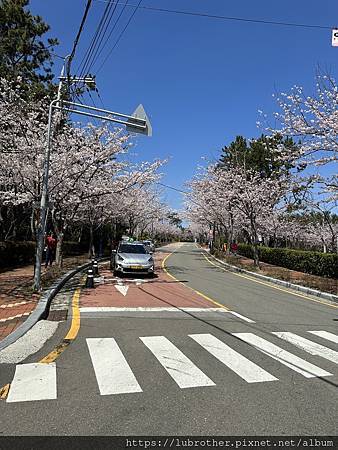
237,243,337,278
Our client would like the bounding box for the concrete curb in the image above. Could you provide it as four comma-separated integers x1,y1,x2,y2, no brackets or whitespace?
0,261,92,352
200,247,338,304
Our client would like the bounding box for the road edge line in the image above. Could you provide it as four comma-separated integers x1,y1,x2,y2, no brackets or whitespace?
200,249,338,309
161,249,230,311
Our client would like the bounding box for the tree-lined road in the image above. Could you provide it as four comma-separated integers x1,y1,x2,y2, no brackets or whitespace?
0,243,337,435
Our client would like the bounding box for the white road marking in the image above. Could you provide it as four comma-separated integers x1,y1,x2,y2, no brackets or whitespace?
229,311,255,323
272,332,338,364
0,312,30,323
114,285,129,296
6,363,57,403
80,307,230,313
0,301,32,309
87,338,142,395
140,336,215,388
308,331,338,344
233,333,332,378
190,333,277,383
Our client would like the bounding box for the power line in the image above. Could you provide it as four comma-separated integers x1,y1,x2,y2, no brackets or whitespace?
77,0,115,77
89,0,130,72
68,0,93,79
96,0,143,74
93,0,332,30
156,181,231,228
84,1,120,75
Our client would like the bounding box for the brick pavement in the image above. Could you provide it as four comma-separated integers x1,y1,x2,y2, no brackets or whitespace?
0,254,88,342
0,265,40,341
80,245,216,309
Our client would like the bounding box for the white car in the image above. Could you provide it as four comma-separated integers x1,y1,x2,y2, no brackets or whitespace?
112,242,154,276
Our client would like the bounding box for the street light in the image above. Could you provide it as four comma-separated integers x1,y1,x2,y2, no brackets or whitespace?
33,70,152,290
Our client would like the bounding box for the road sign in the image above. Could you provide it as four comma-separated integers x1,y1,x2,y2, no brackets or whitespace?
332,29,338,47
126,104,152,136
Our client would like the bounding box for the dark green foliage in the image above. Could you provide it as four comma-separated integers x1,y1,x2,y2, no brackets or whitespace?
0,241,88,270
0,0,58,98
237,243,338,279
219,134,298,178
0,240,35,269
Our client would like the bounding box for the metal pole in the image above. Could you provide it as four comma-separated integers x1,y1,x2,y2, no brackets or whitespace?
33,99,58,290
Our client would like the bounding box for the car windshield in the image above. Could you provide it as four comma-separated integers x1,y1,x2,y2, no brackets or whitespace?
118,244,147,254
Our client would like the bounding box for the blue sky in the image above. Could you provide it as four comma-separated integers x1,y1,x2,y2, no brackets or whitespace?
30,0,338,211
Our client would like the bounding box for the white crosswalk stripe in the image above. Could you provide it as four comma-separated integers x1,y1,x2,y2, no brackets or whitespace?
6,363,57,403
6,331,337,403
189,333,277,383
140,336,215,388
233,333,332,378
308,331,338,345
272,332,338,365
86,338,142,395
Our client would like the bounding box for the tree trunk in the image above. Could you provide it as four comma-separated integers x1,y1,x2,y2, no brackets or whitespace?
250,216,260,268
252,241,259,267
55,232,64,267
88,224,94,258
227,212,234,255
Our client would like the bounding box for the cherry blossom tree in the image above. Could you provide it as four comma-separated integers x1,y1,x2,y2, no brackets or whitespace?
262,73,337,203
0,77,166,266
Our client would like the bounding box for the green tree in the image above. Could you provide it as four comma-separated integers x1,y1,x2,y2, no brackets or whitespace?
219,134,297,178
0,0,58,98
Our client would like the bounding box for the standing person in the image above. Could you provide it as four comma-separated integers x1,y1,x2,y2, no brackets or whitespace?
45,232,56,268
231,242,238,255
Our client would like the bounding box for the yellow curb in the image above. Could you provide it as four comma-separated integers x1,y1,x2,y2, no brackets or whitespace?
161,252,229,311
202,252,338,309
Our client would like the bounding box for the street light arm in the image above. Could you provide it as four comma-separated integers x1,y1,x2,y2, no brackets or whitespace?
61,100,146,124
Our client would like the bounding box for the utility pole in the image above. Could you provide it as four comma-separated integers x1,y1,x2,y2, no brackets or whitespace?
33,61,152,291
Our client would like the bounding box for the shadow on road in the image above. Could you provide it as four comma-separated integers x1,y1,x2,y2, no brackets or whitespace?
137,283,338,390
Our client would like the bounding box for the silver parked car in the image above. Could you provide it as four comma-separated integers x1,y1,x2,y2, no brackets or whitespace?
111,242,154,276
142,240,155,253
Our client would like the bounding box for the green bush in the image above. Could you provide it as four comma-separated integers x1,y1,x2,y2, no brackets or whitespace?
0,241,36,269
237,243,337,279
0,241,88,270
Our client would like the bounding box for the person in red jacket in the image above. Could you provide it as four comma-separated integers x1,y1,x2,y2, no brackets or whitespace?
231,242,238,255
45,232,57,268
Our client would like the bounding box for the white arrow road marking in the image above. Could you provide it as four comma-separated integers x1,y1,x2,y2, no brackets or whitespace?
190,333,277,383
87,338,142,395
114,285,129,296
7,363,57,403
233,333,332,378
140,336,215,388
272,332,338,364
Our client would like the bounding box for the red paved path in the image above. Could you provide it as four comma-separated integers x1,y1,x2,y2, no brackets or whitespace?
0,265,39,341
80,245,215,309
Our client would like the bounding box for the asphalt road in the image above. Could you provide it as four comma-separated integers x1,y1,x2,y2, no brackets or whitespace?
0,243,337,436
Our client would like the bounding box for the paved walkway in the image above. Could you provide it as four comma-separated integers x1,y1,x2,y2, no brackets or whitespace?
0,265,40,341
0,255,88,342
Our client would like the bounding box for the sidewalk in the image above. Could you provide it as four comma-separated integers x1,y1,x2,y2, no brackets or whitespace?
0,255,88,342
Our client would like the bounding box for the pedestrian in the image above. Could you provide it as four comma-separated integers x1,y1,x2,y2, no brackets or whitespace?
231,242,238,255
45,232,57,268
